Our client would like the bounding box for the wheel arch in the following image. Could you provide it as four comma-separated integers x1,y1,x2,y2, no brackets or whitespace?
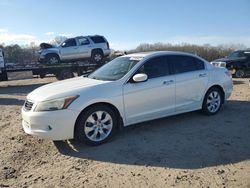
45,53,60,60
74,102,124,138
205,84,225,104
91,48,104,56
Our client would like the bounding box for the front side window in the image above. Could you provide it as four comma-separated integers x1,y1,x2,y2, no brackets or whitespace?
88,56,141,81
61,39,76,47
168,55,204,74
137,56,171,79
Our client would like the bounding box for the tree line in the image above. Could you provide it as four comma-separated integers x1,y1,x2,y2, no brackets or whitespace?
128,43,247,62
0,40,247,65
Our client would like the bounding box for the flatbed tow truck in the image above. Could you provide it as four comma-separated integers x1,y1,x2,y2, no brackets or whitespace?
0,48,101,81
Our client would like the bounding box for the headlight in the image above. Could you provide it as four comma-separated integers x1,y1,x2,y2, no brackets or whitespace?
211,61,226,68
35,96,79,112
219,62,226,67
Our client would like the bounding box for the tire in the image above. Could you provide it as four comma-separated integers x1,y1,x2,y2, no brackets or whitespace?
75,105,118,146
91,50,103,63
56,69,74,80
202,87,223,115
46,54,60,64
39,73,46,79
235,69,245,78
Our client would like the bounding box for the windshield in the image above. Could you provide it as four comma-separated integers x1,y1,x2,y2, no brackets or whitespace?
88,56,142,81
228,51,245,59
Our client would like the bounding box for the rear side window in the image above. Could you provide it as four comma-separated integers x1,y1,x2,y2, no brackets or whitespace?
90,36,106,43
78,37,90,45
168,55,205,74
137,56,171,79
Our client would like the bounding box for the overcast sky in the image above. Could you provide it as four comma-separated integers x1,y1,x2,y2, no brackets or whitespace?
0,0,250,50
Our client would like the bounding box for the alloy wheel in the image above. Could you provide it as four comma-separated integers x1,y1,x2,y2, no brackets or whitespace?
84,111,113,142
206,91,221,113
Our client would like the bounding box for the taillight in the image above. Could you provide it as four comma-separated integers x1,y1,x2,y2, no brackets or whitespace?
107,42,110,49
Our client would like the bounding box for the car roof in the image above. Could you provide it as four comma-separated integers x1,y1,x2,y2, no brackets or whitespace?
76,35,104,38
125,51,197,58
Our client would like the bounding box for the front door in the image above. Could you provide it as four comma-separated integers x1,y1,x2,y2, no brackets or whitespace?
123,56,176,125
60,38,79,61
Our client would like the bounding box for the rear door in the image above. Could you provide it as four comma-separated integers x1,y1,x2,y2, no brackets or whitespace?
169,55,208,112
60,38,79,60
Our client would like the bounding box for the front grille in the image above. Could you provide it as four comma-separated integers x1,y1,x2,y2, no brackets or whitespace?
24,100,34,111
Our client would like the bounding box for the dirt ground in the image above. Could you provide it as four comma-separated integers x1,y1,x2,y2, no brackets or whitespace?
0,77,250,188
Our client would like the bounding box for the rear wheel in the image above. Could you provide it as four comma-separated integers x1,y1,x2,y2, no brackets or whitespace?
91,50,103,64
56,69,74,80
75,105,118,146
235,69,245,78
202,87,223,115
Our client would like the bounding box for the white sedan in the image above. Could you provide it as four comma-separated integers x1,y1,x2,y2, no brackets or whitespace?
22,51,233,145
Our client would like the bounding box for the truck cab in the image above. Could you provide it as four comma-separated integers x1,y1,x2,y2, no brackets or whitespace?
0,48,8,81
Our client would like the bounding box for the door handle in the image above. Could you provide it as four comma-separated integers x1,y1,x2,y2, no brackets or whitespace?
199,73,207,77
163,80,174,85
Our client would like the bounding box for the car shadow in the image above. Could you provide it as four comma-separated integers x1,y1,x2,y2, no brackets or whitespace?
0,98,25,106
0,84,44,95
54,100,250,169
233,79,248,85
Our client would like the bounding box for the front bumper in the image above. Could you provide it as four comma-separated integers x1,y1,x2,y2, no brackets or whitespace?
22,108,79,140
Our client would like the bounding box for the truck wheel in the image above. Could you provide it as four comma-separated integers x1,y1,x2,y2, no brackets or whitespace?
91,50,103,63
39,73,46,79
56,70,74,80
46,54,60,64
235,69,245,78
0,71,8,81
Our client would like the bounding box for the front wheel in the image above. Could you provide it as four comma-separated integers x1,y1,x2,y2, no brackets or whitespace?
46,54,60,64
75,105,118,145
202,87,223,115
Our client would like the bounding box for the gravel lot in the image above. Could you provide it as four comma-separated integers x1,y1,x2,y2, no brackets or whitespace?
0,77,250,188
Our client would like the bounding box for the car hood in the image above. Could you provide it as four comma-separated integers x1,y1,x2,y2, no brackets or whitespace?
27,77,108,102
213,57,245,63
40,43,55,49
213,58,229,62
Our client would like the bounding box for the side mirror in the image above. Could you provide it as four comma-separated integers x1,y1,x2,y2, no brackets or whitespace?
61,43,66,48
132,73,148,83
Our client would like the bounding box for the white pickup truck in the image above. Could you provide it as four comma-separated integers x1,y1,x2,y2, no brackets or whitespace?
0,48,8,81
0,48,5,72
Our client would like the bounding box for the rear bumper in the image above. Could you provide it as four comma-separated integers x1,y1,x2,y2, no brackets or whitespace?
223,79,233,100
22,108,79,140
103,49,111,57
